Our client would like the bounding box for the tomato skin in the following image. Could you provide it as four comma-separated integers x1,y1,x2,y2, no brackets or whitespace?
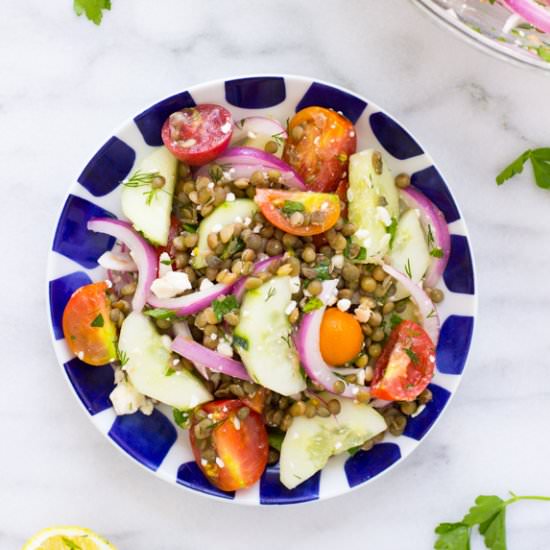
254,188,340,236
62,282,118,366
319,308,364,365
371,320,436,402
161,104,233,166
155,215,180,266
189,400,268,492
241,387,267,414
283,106,356,192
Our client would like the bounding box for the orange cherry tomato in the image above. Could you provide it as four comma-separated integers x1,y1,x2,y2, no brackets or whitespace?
62,282,118,366
189,400,268,492
254,188,340,236
319,307,364,366
241,387,267,414
283,106,356,192
371,320,435,402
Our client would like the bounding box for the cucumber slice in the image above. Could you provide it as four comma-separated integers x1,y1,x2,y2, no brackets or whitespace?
389,208,430,300
279,395,386,489
234,276,306,396
119,312,212,409
348,150,399,262
121,147,177,246
192,199,258,269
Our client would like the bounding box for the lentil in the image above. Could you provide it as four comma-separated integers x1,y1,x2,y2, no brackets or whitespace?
395,173,411,189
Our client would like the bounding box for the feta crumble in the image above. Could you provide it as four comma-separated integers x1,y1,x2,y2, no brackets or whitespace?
151,271,192,299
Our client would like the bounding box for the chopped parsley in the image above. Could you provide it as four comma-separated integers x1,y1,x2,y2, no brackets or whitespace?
233,335,249,351
268,428,285,451
389,313,403,329
160,258,172,265
212,295,239,321
281,200,305,215
404,348,419,364
430,247,444,258
313,260,331,281
347,446,361,456
220,237,244,260
173,408,191,429
265,287,277,302
404,258,413,279
164,367,176,377
115,343,129,367
73,0,111,25
183,223,198,233
303,297,323,313
90,313,104,328
144,308,178,321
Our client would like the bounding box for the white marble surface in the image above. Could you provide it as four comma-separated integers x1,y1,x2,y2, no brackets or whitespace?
1,0,550,548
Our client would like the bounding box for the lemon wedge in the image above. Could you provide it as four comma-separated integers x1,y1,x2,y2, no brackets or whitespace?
22,526,116,550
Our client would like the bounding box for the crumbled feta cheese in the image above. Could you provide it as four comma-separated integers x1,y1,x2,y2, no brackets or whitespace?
172,358,180,366
151,271,192,299
158,252,173,277
334,441,343,450
160,335,172,351
114,367,125,384
252,224,262,233
354,305,371,324
217,340,233,357
105,279,113,288
220,121,232,134
320,201,329,211
412,404,426,418
285,300,297,315
201,458,208,466
210,333,218,341
226,192,236,202
140,399,154,415
77,351,84,360
199,278,214,291
247,130,257,139
331,254,344,270
337,298,351,312
243,216,252,227
207,181,215,190
216,456,225,468
289,276,301,294
355,229,370,240
356,369,366,385
212,223,223,233
110,381,147,416
376,206,392,227
235,216,243,224
232,416,241,430
326,292,338,306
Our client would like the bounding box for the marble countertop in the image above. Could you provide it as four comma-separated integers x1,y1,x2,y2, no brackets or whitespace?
1,0,550,548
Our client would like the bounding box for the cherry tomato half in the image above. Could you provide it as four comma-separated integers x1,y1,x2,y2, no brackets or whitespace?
189,400,268,492
320,308,364,366
62,282,118,366
161,104,233,166
370,320,436,402
254,188,340,236
283,106,356,192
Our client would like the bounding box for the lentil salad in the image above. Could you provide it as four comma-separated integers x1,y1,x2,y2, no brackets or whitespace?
62,103,449,492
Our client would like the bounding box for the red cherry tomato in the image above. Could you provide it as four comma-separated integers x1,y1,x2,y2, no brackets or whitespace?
155,215,181,267
161,104,233,166
62,282,118,366
254,188,340,236
241,387,267,414
189,400,268,492
371,320,436,402
283,106,356,192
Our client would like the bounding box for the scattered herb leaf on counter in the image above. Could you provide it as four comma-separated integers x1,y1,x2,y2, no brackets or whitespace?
434,492,550,550
496,148,550,189
73,0,112,25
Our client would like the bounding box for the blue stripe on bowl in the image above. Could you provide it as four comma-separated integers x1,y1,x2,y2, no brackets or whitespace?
403,384,450,441
344,443,401,488
410,167,460,223
64,358,114,415
176,462,235,500
134,91,196,146
77,137,135,197
295,82,367,123
260,464,320,505
109,409,177,471
437,315,474,375
225,76,286,109
370,112,424,160
52,195,116,269
49,271,92,340
444,235,475,295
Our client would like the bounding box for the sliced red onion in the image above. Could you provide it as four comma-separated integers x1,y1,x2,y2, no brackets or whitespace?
172,336,251,381
98,250,138,272
501,0,550,33
88,218,157,313
400,186,451,288
382,264,440,345
231,117,287,144
173,321,209,380
295,280,368,399
196,146,306,190
233,255,283,300
147,280,236,316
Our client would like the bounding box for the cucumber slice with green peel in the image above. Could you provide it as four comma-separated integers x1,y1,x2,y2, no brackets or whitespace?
191,199,258,269
389,208,430,300
279,395,386,489
234,276,306,396
119,312,212,409
348,149,399,262
121,147,177,246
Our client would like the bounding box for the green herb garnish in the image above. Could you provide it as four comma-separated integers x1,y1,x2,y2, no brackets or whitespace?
90,313,104,328
173,408,191,429
355,246,367,262
387,217,398,249
220,237,244,260
268,428,285,451
389,313,403,329
123,170,163,205
233,335,249,351
165,367,176,377
347,445,361,456
160,259,172,265
271,131,286,147
496,148,550,190
73,0,111,25
404,258,413,279
314,260,331,281
303,297,323,313
434,492,550,550
212,295,239,321
183,223,198,233
430,247,444,258
265,287,277,302
144,308,178,321
404,348,419,364
281,200,305,215
115,343,129,367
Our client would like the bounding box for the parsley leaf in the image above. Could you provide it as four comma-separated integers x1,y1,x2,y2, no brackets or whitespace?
355,246,367,262
303,297,323,312
496,148,550,189
173,408,191,429
268,428,285,451
313,260,331,281
73,0,111,25
404,348,419,364
90,313,104,328
144,308,178,321
463,496,505,526
390,313,403,329
430,247,444,258
164,367,176,377
281,200,305,215
220,237,244,260
183,223,198,233
479,509,506,550
212,295,238,321
434,523,470,550
347,445,362,456
233,334,249,351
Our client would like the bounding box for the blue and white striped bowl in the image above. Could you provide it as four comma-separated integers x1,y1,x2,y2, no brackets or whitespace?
47,75,476,505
